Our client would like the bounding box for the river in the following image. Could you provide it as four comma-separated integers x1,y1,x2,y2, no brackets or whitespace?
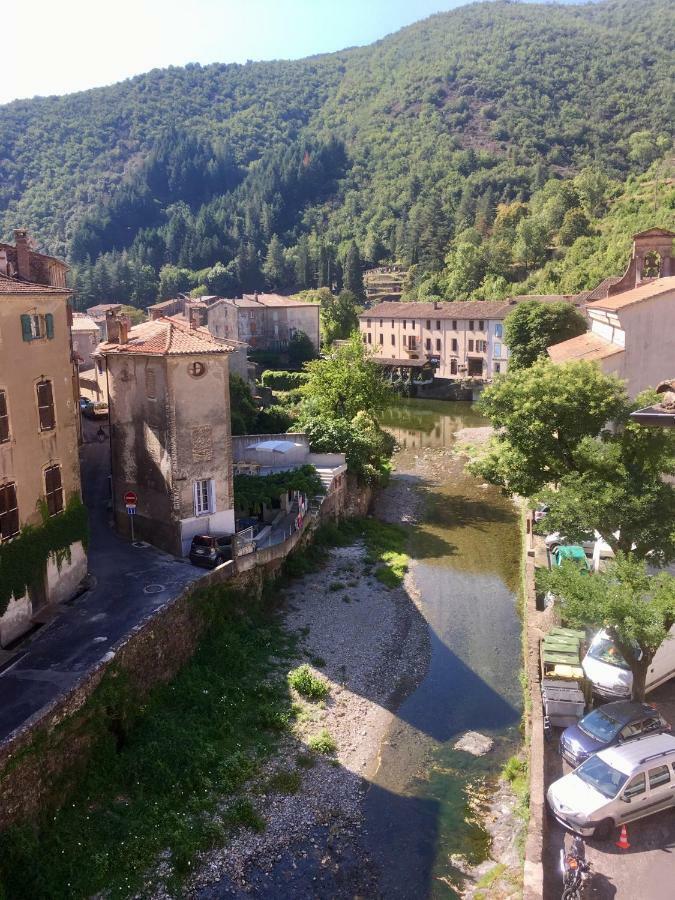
366,399,523,898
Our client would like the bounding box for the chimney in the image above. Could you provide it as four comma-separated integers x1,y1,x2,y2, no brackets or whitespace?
14,229,31,280
118,316,130,344
254,291,259,302
189,306,199,329
106,311,120,343
0,249,7,276
433,301,439,310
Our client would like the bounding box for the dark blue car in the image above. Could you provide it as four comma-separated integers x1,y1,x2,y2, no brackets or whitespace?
560,701,670,768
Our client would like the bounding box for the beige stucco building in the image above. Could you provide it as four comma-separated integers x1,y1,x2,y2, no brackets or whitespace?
548,229,675,398
71,313,100,370
99,314,236,556
359,300,512,381
0,231,87,645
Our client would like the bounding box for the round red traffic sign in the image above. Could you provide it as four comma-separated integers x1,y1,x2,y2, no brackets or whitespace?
124,491,138,506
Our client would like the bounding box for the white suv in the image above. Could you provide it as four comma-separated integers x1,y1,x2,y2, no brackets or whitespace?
547,733,675,839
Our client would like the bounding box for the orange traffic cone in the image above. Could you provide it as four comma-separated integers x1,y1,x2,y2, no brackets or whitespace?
616,824,630,850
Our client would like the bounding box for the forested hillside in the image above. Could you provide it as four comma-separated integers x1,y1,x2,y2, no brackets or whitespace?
0,0,672,308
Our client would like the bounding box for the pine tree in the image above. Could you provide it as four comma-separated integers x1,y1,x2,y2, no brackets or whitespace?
342,241,365,302
262,235,287,290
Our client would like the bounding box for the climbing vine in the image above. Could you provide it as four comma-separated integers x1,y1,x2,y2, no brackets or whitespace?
233,465,324,513
0,494,89,615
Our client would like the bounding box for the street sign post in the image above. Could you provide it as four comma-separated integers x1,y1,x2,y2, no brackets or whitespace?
124,491,138,541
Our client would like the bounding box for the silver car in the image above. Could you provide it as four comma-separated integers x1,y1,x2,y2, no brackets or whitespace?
547,733,675,839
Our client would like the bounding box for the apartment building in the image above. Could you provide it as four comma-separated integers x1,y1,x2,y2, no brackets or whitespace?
0,231,87,645
358,301,512,381
98,313,236,556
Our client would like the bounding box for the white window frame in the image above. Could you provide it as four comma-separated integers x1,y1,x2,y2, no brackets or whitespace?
193,478,214,516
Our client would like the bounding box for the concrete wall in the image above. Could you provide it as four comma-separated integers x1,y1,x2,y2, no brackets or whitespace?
207,301,239,343
285,304,320,351
232,433,310,460
360,314,509,380
599,288,675,398
45,542,88,605
0,592,31,646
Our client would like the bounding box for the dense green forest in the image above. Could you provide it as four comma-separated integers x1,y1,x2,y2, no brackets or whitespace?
0,0,673,308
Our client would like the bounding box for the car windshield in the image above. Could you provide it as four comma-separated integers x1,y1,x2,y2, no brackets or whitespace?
192,536,214,548
578,708,622,742
576,756,628,799
588,637,631,670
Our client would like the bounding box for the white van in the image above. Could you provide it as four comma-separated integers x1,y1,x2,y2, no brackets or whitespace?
582,627,675,699
547,733,675,839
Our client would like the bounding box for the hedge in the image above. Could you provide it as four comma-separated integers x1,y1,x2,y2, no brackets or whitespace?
260,370,310,390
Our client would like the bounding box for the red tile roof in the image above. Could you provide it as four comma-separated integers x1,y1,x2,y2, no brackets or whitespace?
0,273,71,294
99,316,234,356
586,277,675,311
547,331,624,364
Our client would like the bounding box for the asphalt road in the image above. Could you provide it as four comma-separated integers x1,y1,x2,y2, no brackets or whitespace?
544,680,675,899
0,418,202,746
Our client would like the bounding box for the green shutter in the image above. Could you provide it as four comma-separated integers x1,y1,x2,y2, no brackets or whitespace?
21,314,32,341
45,313,54,339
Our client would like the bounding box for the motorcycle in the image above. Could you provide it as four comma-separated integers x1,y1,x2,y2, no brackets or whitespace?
560,835,592,900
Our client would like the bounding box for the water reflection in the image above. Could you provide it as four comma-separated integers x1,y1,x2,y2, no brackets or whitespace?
366,399,522,898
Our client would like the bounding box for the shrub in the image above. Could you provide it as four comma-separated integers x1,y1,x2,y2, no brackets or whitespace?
260,370,310,390
287,665,329,700
308,729,337,754
266,770,302,794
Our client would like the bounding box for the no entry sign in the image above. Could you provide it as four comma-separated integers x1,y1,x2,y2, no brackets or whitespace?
124,491,137,508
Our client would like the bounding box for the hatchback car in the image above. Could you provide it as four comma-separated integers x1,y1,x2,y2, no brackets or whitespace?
560,701,670,768
548,733,675,839
189,534,233,568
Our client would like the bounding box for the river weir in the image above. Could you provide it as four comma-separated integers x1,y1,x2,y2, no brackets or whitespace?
366,399,523,898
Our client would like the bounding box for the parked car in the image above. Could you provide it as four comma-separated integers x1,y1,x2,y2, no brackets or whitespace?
189,534,233,568
547,733,675,839
582,627,675,699
83,400,109,419
534,503,550,523
560,701,671,767
545,530,614,558
79,396,93,413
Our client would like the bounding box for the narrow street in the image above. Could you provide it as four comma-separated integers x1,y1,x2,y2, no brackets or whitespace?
0,418,202,745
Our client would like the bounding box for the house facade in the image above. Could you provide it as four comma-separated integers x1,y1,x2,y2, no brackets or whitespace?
548,230,675,398
98,314,236,556
0,232,87,645
358,300,512,381
233,293,320,352
71,313,100,370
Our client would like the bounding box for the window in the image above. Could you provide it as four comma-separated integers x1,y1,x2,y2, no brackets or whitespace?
469,320,474,331
468,339,474,352
409,337,417,350
411,320,415,329
379,333,383,345
623,773,646,799
478,320,484,331
436,338,441,351
0,482,19,541
379,319,383,327
425,338,431,351
451,338,458,352
494,323,503,338
21,313,54,342
452,320,457,330
194,479,213,516
367,332,372,344
425,320,431,330
436,320,441,330
391,319,395,327
362,333,367,343
391,334,395,346
145,368,156,399
36,380,55,431
649,765,671,789
403,320,406,330
494,342,502,358
494,363,501,374
367,319,371,327
450,359,458,375
619,722,643,740
0,390,9,443
403,335,407,348
44,464,64,517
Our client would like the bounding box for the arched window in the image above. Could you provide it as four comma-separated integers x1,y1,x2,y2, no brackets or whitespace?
642,251,661,279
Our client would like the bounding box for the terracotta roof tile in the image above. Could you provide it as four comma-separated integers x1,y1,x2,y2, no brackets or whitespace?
0,272,71,294
586,277,675,311
547,331,624,364
99,316,234,356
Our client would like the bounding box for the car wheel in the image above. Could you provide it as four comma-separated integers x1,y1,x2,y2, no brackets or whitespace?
593,818,614,840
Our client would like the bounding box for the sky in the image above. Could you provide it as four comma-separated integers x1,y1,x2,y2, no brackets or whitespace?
0,0,470,106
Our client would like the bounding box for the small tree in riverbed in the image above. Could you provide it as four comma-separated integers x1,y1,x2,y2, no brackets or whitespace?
539,555,675,701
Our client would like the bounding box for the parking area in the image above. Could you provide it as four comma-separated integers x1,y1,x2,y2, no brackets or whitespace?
543,657,675,898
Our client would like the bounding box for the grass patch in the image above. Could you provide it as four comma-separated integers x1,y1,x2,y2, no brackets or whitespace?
309,655,326,668
266,769,302,795
475,862,507,892
0,585,293,899
318,517,409,589
308,729,337,755
329,581,345,592
287,664,329,700
296,753,316,769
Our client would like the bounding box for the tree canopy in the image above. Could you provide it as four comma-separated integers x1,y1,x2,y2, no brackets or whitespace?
503,300,587,369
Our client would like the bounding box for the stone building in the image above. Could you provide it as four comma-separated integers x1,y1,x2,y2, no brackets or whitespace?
233,293,320,352
98,314,236,556
70,313,100,370
359,300,512,382
0,231,87,645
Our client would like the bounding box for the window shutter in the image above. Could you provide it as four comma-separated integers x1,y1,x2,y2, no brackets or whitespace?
0,391,8,443
45,313,54,339
0,482,19,540
21,314,33,342
193,481,199,516
37,380,55,430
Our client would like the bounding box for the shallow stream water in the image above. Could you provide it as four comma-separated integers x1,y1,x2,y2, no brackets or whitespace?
365,399,523,898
